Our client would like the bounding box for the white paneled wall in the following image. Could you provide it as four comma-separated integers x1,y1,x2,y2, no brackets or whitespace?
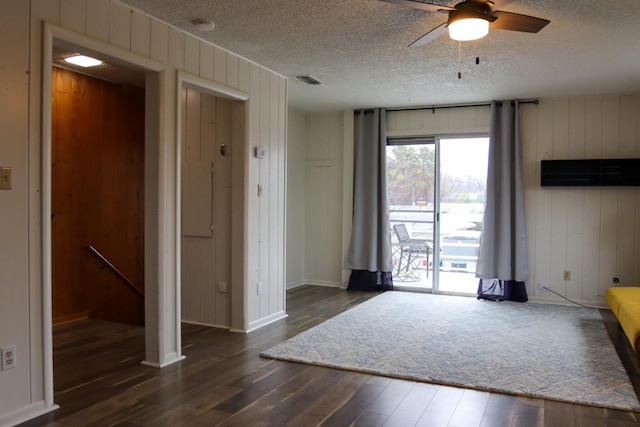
0,0,286,423
181,89,235,328
305,113,345,287
286,110,307,288
386,105,491,136
247,68,287,330
523,95,640,303
0,2,30,422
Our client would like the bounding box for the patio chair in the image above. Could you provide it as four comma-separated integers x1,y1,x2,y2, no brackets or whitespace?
392,224,432,281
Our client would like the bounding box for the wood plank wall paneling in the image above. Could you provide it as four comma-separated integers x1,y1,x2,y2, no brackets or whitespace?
181,88,233,328
286,110,307,288
301,113,345,287
522,95,640,303
258,68,271,320
214,98,233,322
52,67,145,326
386,105,490,136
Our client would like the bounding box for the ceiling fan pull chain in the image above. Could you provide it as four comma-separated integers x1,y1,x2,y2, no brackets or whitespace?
458,41,462,79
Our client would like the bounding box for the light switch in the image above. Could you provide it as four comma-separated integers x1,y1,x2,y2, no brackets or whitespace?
254,146,265,159
0,167,11,190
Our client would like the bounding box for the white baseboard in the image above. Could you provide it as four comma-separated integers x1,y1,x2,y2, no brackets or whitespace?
0,401,58,427
286,280,306,289
287,282,345,290
528,295,608,309
141,353,186,368
246,311,288,333
302,281,343,288
181,319,230,329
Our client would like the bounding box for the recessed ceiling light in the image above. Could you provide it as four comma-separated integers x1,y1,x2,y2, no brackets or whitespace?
192,19,216,32
64,54,103,68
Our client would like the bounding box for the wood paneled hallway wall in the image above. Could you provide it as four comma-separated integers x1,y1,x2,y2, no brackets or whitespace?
52,67,145,326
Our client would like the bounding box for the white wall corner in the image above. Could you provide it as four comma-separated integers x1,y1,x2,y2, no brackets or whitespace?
341,110,355,287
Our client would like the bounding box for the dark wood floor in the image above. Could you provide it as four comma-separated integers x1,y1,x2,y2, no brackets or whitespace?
19,285,640,427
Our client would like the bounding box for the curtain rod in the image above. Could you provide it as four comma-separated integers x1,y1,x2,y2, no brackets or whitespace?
386,99,539,113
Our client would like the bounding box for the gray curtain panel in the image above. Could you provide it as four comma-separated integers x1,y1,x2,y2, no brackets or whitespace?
347,108,393,274
476,100,529,282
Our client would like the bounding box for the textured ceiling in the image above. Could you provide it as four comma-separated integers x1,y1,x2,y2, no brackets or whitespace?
118,0,640,112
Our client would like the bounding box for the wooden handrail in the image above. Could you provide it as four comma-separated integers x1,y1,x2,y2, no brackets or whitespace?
88,245,144,299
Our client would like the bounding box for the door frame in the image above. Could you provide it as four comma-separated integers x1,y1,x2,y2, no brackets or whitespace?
40,23,172,408
387,134,489,294
175,71,248,333
386,137,438,291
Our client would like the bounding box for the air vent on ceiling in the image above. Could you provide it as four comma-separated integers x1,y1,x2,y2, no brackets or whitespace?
295,75,322,85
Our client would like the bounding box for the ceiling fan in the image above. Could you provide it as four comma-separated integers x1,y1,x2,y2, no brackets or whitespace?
379,0,550,46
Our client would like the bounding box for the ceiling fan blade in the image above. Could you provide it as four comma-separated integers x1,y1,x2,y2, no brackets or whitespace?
378,0,454,13
409,22,448,47
490,11,550,33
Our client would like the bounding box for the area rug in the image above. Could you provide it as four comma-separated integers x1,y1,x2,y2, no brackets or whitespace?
261,291,640,411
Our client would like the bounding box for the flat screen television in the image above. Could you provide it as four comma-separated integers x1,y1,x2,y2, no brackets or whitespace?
541,158,640,187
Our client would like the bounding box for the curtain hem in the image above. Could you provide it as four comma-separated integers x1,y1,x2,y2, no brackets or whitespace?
477,278,528,302
347,270,394,292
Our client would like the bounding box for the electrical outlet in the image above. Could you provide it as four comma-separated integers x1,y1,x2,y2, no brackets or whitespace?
537,283,544,290
218,282,228,293
1,345,16,370
563,270,571,281
257,281,263,295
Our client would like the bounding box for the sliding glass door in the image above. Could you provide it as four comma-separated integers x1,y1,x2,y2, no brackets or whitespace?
387,136,489,294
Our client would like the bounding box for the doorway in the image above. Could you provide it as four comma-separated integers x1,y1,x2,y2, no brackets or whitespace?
387,136,489,294
41,24,184,411
176,72,248,335
51,66,146,326
180,88,234,328
46,45,153,412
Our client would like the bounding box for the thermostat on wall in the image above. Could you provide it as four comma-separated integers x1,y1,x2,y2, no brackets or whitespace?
254,146,265,159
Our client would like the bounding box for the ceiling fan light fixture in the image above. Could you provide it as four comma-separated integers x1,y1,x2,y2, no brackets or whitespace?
448,17,489,41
